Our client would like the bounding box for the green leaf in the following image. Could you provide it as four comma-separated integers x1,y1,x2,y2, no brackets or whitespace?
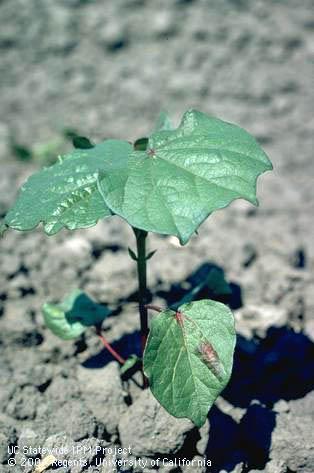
143,299,236,427
153,111,173,132
72,136,94,149
99,109,273,245
5,110,272,244
120,354,141,376
128,247,138,261
4,139,132,234
10,139,33,162
42,289,111,340
173,264,231,310
145,249,157,260
205,267,231,296
134,137,148,151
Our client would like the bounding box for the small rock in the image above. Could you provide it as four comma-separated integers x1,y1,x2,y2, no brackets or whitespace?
264,459,287,473
215,397,246,423
6,386,41,420
304,319,314,343
77,362,127,435
0,414,16,464
18,427,43,458
45,399,101,442
269,409,314,473
14,452,33,473
150,12,176,37
98,20,128,51
196,419,210,455
118,389,194,456
289,391,314,417
42,433,73,463
45,375,80,406
273,400,289,414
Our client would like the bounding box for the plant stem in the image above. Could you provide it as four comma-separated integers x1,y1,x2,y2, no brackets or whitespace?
96,329,126,365
134,228,149,356
145,304,163,313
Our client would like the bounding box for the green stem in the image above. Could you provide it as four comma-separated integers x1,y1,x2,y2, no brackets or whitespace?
134,228,149,356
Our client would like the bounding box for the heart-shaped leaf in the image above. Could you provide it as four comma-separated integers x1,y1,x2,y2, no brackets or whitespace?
3,110,272,244
3,140,132,235
99,109,272,244
42,289,111,340
143,299,236,427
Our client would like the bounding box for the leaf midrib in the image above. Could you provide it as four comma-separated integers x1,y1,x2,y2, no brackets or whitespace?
176,314,203,420
150,154,251,198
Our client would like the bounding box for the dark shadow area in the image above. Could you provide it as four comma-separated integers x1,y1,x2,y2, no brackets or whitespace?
224,327,314,407
206,406,244,472
206,404,276,472
156,262,242,310
207,327,314,471
91,243,123,260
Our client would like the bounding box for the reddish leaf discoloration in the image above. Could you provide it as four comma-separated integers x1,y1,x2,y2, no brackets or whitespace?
198,340,224,380
175,310,184,326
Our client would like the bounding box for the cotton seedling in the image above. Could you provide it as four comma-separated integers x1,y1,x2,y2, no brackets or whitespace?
1,110,272,426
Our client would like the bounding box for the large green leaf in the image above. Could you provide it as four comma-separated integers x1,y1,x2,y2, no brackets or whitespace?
3,110,272,244
42,289,111,340
143,299,236,427
3,140,132,235
99,109,272,244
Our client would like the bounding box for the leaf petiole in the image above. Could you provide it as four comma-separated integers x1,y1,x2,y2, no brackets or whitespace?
96,327,126,365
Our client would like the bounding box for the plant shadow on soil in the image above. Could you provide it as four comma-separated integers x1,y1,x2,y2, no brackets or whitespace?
207,325,314,472
82,262,314,473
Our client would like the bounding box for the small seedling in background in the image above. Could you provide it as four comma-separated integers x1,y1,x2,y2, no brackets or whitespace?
1,109,272,426
10,128,94,165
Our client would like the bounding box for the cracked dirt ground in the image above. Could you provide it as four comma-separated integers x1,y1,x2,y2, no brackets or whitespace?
0,0,314,472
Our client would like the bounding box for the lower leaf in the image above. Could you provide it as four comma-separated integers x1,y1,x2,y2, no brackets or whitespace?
42,289,111,340
143,299,236,427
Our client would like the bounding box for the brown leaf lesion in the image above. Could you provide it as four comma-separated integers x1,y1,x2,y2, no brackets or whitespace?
197,340,226,381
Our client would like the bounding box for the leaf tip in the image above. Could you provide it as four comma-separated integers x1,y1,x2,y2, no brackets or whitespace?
145,249,157,260
128,247,138,261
